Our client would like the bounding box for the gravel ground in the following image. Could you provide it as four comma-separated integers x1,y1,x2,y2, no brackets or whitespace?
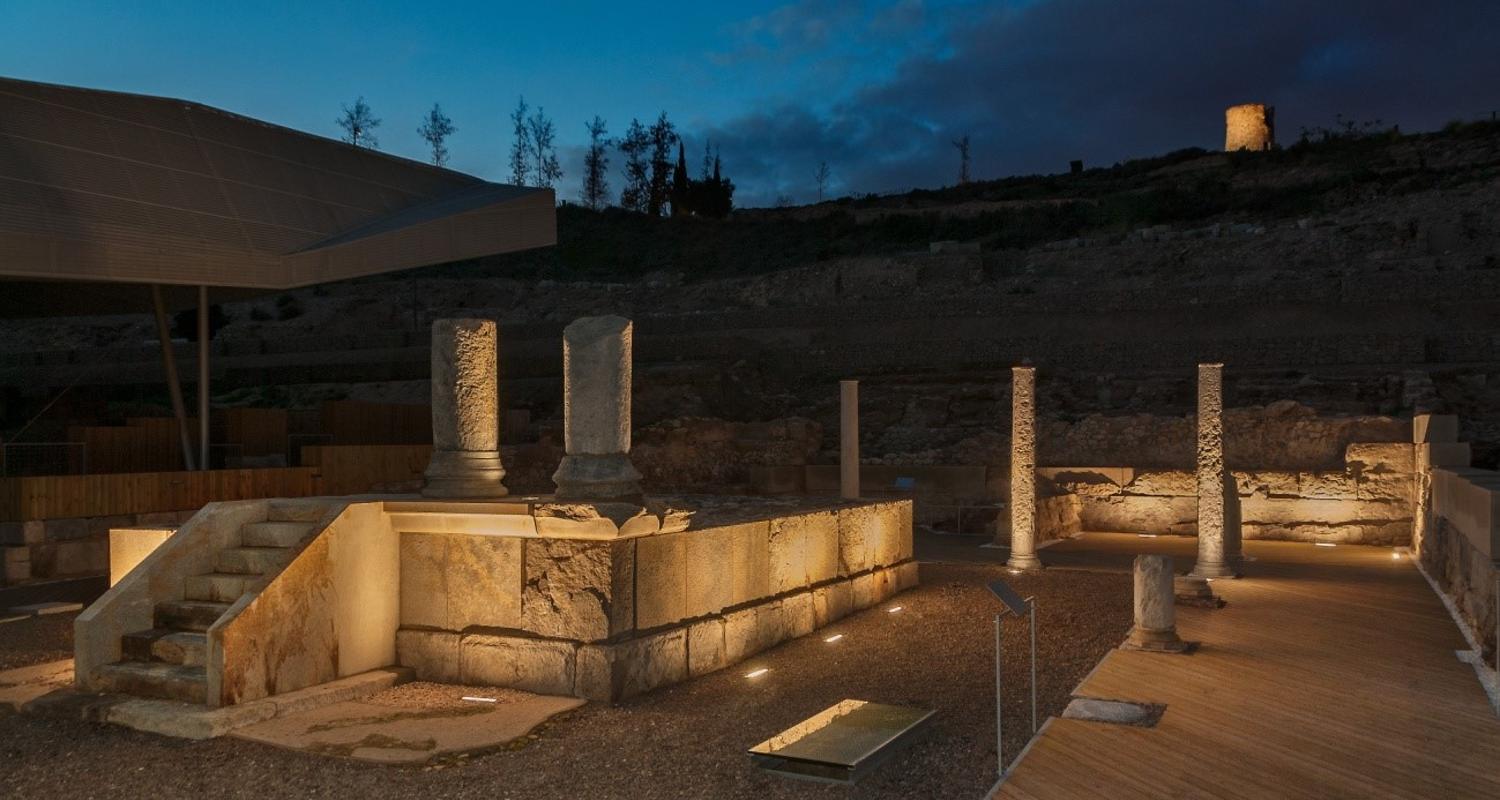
0,563,1129,800
0,613,77,671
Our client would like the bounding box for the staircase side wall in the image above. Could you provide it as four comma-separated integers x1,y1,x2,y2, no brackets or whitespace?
74,500,267,690
212,501,398,706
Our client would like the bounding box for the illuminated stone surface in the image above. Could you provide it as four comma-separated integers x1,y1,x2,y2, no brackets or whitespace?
1125,554,1190,652
1225,103,1275,152
553,315,643,501
1009,366,1041,570
1192,363,1240,578
423,318,507,498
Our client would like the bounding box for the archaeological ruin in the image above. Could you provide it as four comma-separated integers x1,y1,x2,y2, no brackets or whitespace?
1225,102,1275,151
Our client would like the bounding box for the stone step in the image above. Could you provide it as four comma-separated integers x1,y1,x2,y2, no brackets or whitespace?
96,661,207,704
215,546,294,575
183,572,257,603
121,629,208,666
268,501,327,522
241,521,316,548
154,599,231,632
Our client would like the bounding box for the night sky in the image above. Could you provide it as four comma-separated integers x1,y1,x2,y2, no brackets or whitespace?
3,0,1497,207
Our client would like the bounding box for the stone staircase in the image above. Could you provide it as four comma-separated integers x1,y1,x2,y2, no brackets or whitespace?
93,504,323,704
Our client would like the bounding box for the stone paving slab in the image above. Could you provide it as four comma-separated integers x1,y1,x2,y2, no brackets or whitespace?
231,685,584,763
8,601,85,617
0,658,74,712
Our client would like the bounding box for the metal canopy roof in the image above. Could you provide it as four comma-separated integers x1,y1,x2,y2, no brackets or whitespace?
0,75,556,313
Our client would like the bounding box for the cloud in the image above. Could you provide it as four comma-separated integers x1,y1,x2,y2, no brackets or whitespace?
706,0,1500,207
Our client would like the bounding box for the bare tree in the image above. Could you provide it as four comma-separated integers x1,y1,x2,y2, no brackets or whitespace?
581,116,611,210
952,135,971,184
528,106,562,188
508,96,531,186
336,97,381,149
814,161,831,202
417,103,455,166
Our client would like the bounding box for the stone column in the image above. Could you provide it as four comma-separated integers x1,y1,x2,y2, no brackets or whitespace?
840,380,859,499
423,319,507,498
553,315,643,502
1191,363,1238,578
1125,555,1190,652
1008,366,1041,571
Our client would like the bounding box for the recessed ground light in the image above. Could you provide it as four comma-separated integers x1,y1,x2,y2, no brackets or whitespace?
461,696,498,703
1007,568,1021,575
1391,552,1402,560
887,606,903,613
1315,542,1337,548
1137,534,1158,538
745,667,769,679
824,633,844,643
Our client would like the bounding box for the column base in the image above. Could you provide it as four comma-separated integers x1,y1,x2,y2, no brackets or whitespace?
1188,561,1240,580
1122,626,1194,653
422,450,508,499
553,453,643,502
1006,553,1043,572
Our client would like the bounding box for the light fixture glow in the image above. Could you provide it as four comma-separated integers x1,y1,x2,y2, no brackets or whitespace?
745,667,769,679
1392,552,1402,560
1137,534,1158,538
461,696,498,703
1008,568,1021,575
1315,542,1337,548
887,605,903,613
824,633,844,643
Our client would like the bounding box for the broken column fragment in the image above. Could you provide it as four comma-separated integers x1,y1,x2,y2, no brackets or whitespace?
553,315,643,502
423,318,507,498
1125,555,1191,653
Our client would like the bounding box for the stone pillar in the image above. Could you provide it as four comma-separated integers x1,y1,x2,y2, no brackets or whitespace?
1191,363,1238,578
1008,366,1041,571
1125,555,1190,652
553,315,643,502
423,319,507,498
840,380,859,499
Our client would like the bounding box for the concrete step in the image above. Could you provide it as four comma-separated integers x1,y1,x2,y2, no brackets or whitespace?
154,599,231,632
121,629,208,666
183,572,257,603
268,501,327,522
96,661,207,704
241,521,316,548
215,546,293,575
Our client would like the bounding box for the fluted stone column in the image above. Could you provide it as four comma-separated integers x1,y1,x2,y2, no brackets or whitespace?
1008,366,1041,571
422,319,507,498
840,380,859,500
553,315,643,501
1125,555,1189,652
1191,363,1238,578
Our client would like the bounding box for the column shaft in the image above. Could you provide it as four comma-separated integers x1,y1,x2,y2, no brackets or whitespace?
553,315,642,501
422,318,507,498
1191,363,1236,578
1008,366,1040,570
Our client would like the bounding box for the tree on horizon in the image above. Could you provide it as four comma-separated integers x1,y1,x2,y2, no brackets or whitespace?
618,118,651,212
528,106,563,188
646,111,678,216
815,161,831,202
509,96,531,186
336,97,381,149
582,116,611,210
417,103,455,166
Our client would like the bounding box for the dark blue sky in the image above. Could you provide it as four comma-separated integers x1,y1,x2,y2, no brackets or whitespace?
4,1,1498,207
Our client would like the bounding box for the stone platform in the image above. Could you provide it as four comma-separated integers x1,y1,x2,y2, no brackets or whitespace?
392,495,916,700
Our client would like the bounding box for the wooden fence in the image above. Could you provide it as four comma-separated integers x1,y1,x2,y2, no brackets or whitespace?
301,444,432,496
0,467,319,522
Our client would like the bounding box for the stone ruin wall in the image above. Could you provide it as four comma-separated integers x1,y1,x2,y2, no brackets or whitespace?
1225,103,1275,151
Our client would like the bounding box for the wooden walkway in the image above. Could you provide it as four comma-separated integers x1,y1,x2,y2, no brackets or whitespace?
995,533,1500,800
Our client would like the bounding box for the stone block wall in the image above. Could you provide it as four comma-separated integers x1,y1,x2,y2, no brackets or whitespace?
1412,417,1495,661
1043,440,1417,545
394,498,916,700
1,510,197,587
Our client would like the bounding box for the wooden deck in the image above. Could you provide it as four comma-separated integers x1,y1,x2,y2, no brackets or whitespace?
995,533,1500,800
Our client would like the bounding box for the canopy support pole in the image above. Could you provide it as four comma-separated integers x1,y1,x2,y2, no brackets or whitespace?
151,285,195,471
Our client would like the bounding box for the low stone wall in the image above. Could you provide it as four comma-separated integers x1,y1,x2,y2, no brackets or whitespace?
1044,441,1417,545
394,497,915,701
2,509,197,587
1415,447,1498,661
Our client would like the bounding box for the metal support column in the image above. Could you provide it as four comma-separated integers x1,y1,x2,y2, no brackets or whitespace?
197,285,209,471
151,285,195,471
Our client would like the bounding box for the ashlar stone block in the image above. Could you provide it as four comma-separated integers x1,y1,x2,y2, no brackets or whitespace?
395,629,460,683
522,538,632,641
460,634,576,696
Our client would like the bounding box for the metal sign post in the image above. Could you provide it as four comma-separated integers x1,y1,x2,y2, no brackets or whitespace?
987,579,1039,778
